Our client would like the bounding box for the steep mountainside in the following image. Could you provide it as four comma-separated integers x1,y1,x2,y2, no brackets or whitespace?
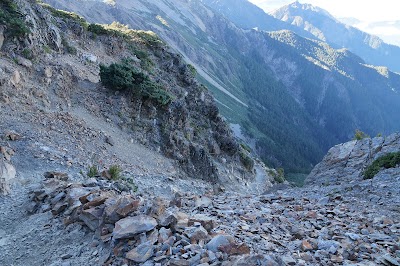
0,3,399,266
0,0,262,192
43,0,400,173
271,1,400,72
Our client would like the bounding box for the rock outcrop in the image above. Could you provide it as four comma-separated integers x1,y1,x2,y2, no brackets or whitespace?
0,157,16,195
307,133,400,185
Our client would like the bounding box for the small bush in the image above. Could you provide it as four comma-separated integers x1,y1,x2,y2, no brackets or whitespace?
131,48,154,71
135,30,164,47
108,165,122,180
100,60,173,105
363,152,400,179
99,61,146,91
353,129,369,140
86,165,99,178
187,64,197,76
139,80,173,105
88,23,110,35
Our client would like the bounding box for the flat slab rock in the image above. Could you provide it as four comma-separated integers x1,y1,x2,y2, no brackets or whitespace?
113,215,157,240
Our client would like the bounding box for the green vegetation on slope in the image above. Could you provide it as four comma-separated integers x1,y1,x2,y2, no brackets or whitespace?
363,152,400,179
0,0,30,38
100,60,173,105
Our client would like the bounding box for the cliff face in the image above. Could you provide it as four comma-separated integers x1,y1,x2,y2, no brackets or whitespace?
0,0,261,190
307,133,400,185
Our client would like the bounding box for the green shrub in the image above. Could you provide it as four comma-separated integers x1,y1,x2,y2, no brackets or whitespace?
100,60,172,105
139,80,173,105
108,165,122,180
353,129,369,140
363,152,400,179
187,64,197,76
0,0,30,38
135,30,163,47
88,23,110,35
131,48,154,71
86,165,99,178
99,61,146,91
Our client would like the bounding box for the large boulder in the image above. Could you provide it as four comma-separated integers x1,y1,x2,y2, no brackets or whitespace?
0,158,16,195
307,133,400,185
113,215,157,240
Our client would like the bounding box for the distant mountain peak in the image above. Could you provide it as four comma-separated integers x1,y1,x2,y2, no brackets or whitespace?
272,1,336,21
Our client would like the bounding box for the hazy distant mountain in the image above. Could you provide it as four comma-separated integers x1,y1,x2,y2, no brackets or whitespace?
271,1,400,72
337,17,361,26
200,0,314,39
43,0,400,173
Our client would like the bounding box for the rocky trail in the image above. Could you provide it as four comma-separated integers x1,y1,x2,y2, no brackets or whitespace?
1,165,399,266
1,129,400,266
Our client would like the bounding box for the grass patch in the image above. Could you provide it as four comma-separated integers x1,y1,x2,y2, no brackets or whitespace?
363,152,400,179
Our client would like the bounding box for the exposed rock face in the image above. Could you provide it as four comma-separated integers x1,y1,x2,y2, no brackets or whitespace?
0,157,16,195
307,133,400,185
0,25,4,50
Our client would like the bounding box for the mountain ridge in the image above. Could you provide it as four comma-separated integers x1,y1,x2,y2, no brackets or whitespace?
41,0,400,173
271,1,400,72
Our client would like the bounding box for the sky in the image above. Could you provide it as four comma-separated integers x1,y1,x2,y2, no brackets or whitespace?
248,0,400,46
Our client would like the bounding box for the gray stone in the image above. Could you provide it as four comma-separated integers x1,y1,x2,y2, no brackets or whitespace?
282,255,296,265
126,242,154,263
188,214,216,232
233,255,279,266
345,233,361,241
113,215,157,240
381,255,400,266
0,158,16,195
79,207,104,231
205,235,234,252
317,240,340,251
195,196,212,208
